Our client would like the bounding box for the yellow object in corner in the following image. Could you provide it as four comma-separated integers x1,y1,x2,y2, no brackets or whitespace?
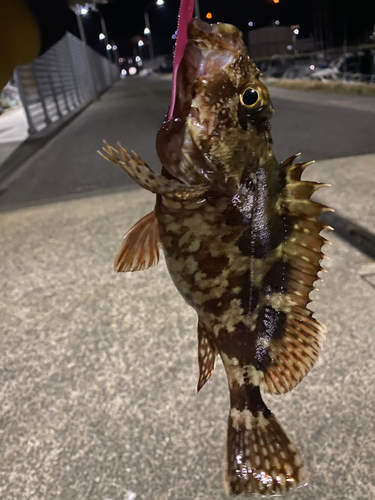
0,0,41,89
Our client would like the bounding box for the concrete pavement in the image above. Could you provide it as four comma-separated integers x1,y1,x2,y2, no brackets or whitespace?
0,78,375,499
0,107,28,165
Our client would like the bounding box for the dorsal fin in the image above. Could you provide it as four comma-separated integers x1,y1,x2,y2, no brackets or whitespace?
260,156,331,395
114,210,161,273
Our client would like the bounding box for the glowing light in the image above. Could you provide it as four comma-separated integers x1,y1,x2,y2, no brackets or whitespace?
156,0,164,5
128,67,137,75
121,69,127,76
80,7,88,15
310,65,315,70
293,28,299,35
206,12,212,20
275,20,280,25
286,45,293,50
106,44,112,50
112,44,117,50
135,56,141,62
138,40,144,47
248,21,253,27
273,0,280,3
99,33,105,40
144,27,151,35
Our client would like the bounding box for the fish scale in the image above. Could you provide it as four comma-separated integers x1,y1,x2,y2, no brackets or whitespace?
100,17,330,497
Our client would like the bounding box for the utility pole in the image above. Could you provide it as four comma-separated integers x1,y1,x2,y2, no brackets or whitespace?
75,12,96,98
194,0,200,19
144,9,154,60
98,11,112,62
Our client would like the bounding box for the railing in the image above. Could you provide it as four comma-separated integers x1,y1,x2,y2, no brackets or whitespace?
14,33,118,136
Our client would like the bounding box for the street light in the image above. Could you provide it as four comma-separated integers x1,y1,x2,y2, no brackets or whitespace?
291,25,300,55
74,5,112,62
72,5,96,97
138,39,145,61
144,0,165,60
248,21,254,56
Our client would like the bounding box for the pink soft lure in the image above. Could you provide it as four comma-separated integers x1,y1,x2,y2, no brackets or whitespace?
168,0,195,119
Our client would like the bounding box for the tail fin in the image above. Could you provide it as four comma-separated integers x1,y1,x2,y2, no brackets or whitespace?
224,407,309,496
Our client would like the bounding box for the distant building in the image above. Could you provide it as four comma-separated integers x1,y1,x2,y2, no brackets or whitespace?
247,26,314,59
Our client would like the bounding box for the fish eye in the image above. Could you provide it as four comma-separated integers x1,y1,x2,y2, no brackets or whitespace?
240,85,263,110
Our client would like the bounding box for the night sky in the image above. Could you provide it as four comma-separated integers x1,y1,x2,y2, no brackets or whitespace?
70,0,375,57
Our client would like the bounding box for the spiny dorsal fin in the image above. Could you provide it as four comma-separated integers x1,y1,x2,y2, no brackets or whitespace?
114,210,161,273
261,155,331,395
197,321,218,393
99,141,208,201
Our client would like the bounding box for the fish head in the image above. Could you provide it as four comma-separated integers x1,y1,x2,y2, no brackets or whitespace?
157,18,275,188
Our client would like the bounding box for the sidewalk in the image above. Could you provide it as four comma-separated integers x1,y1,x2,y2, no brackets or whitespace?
0,107,28,164
0,80,374,499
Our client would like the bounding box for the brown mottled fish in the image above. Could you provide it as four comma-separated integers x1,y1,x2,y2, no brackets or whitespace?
100,17,331,497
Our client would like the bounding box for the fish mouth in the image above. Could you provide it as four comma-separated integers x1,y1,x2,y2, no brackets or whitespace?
184,18,245,79
179,18,247,138
188,17,244,51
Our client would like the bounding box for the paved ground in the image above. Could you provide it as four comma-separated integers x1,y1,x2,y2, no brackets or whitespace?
0,78,375,499
0,107,28,165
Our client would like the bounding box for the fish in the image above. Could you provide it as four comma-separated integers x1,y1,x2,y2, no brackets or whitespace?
99,17,331,497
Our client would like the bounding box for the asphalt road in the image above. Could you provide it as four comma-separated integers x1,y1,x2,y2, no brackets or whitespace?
1,77,375,210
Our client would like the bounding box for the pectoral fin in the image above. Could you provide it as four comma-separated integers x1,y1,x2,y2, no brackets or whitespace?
114,210,161,273
197,321,218,393
99,141,208,201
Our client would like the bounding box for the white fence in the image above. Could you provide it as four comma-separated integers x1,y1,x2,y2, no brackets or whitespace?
14,33,118,135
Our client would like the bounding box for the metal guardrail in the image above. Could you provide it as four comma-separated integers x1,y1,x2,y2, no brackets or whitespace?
14,33,118,136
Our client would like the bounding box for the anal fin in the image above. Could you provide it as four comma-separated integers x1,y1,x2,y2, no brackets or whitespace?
114,210,160,272
261,306,326,395
197,321,218,393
